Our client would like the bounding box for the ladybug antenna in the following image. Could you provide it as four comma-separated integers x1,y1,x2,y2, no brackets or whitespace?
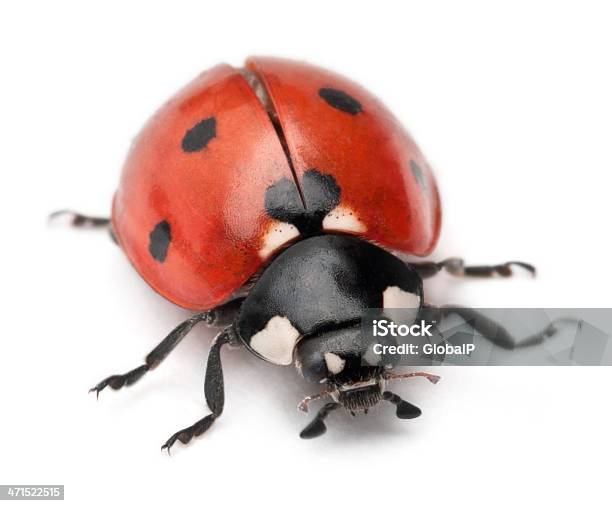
299,402,341,439
297,390,333,413
382,371,441,384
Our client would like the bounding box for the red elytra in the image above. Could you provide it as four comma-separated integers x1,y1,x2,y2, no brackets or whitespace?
112,57,441,310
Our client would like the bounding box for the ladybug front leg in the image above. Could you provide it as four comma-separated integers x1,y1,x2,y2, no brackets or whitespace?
381,392,422,419
89,298,244,397
299,402,341,439
161,327,234,453
410,258,536,279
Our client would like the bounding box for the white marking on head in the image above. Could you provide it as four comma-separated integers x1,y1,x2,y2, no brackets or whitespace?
383,286,421,309
250,316,301,365
324,352,346,375
322,205,366,233
259,221,299,258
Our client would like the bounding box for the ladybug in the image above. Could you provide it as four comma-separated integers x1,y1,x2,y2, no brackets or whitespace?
55,57,548,451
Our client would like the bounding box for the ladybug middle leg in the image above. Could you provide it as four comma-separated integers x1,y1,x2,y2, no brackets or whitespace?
89,297,243,397
161,326,235,453
410,258,536,279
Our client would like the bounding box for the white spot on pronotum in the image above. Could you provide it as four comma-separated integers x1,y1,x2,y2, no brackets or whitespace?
363,345,383,366
322,205,366,233
324,352,346,374
383,286,421,309
250,316,301,365
259,221,299,258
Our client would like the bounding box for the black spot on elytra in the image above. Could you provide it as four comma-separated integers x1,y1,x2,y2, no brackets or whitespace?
181,117,216,152
410,160,427,190
319,88,362,115
265,169,341,235
149,220,171,262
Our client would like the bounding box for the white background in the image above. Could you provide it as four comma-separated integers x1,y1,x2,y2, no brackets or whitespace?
1,1,611,504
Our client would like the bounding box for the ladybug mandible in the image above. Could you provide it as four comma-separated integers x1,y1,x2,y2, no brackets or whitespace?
55,57,544,451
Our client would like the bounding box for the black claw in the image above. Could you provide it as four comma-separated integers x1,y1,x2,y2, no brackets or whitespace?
508,261,536,276
88,387,101,400
161,440,174,455
88,378,118,398
161,433,182,455
89,365,148,399
88,379,114,398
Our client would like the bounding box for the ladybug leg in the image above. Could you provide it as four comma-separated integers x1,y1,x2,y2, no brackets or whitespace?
382,392,422,419
411,258,536,279
49,209,110,228
89,313,211,397
161,327,234,453
299,402,341,439
48,210,117,243
89,298,243,397
423,305,574,350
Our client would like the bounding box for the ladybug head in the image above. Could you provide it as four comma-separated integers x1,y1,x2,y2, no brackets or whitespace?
295,326,437,439
295,325,388,411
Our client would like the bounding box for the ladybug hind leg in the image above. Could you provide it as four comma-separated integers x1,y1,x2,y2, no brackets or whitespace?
410,257,536,279
49,209,110,228
48,210,117,243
